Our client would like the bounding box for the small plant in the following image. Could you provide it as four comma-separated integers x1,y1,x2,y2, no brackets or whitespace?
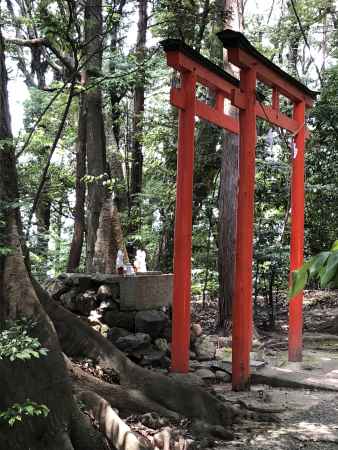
0,400,50,427
0,319,50,427
0,318,48,362
289,240,338,299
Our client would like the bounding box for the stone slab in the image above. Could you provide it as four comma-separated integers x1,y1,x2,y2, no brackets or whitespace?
251,366,338,391
119,274,173,311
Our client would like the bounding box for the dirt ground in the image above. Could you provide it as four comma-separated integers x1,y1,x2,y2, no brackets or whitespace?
192,289,338,449
77,289,338,449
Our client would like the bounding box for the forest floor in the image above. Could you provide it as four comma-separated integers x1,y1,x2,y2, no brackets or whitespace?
74,289,338,449
191,289,338,449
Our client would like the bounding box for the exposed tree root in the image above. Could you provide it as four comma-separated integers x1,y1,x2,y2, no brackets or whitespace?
66,356,179,419
77,390,152,450
35,283,238,427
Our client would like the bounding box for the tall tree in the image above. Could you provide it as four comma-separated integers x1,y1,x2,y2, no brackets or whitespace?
130,0,148,229
84,0,108,272
67,84,87,272
217,0,242,332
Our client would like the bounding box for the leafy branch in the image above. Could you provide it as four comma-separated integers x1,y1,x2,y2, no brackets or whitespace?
289,240,338,299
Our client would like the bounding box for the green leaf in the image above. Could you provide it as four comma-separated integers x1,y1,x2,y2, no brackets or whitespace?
308,252,331,279
320,251,338,287
24,405,35,415
288,265,308,300
331,240,338,251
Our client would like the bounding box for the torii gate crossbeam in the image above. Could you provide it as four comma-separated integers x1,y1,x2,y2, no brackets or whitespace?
161,30,317,391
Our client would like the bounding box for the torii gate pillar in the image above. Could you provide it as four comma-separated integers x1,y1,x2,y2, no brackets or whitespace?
171,71,196,372
289,100,306,361
232,67,257,390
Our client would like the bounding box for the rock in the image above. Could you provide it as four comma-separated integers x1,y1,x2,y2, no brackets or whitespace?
92,324,101,333
160,356,171,370
100,324,109,337
45,277,70,299
60,289,96,316
59,273,93,292
135,310,168,339
75,290,97,315
107,327,130,343
194,336,216,361
215,370,231,382
168,373,204,386
191,323,203,338
194,368,216,380
98,299,119,313
190,351,196,359
115,333,151,352
102,310,135,332
97,284,114,302
141,350,166,367
154,338,169,353
162,321,172,341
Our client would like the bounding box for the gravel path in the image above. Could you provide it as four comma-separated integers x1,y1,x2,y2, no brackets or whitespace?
215,389,338,450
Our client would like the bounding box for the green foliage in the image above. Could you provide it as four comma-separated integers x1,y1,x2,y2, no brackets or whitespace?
0,320,50,427
0,400,49,427
0,319,48,362
289,241,338,299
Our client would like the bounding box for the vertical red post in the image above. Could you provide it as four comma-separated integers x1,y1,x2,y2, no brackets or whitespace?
232,67,257,391
288,100,306,362
171,70,196,373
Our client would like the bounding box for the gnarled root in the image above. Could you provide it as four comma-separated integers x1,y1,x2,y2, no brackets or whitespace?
66,356,179,419
76,390,152,450
35,283,238,427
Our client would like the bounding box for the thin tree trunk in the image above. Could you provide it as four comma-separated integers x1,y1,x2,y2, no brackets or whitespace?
35,178,51,275
67,90,87,272
130,0,148,223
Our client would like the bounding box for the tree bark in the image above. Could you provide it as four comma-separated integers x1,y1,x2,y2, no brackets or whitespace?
217,0,242,332
84,0,108,272
130,0,148,225
92,197,128,273
67,90,87,272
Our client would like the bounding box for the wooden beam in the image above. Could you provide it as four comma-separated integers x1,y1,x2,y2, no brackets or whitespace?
166,51,236,99
170,87,240,134
228,48,314,107
196,100,239,134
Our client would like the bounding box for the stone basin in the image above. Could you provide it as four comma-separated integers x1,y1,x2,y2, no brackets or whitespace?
58,272,173,311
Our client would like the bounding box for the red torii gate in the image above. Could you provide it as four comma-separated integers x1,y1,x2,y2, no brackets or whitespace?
161,30,317,391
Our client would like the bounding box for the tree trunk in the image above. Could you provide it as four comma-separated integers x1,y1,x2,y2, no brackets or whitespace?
130,0,148,226
217,0,242,332
217,128,239,331
108,0,128,212
67,90,87,272
0,25,105,450
92,197,128,273
84,0,108,272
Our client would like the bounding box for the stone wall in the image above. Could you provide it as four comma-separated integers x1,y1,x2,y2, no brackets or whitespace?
46,272,221,372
